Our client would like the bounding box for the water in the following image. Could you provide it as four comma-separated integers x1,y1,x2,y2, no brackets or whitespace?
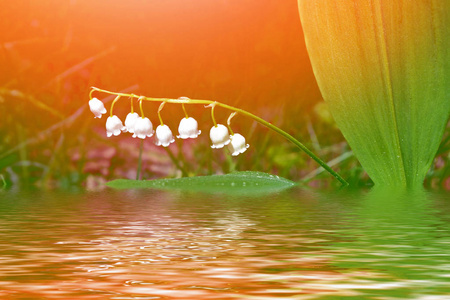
0,187,449,299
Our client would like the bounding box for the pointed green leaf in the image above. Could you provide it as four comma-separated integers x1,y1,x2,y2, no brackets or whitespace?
106,171,297,195
298,0,450,187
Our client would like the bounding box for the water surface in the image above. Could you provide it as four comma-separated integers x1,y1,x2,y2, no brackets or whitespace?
0,187,449,299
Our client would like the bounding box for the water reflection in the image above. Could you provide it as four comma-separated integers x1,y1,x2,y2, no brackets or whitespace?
0,188,449,299
321,188,450,299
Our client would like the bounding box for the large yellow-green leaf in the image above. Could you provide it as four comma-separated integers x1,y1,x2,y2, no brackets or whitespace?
298,1,449,187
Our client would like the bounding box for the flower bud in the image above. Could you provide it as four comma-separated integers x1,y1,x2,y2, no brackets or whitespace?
89,98,107,118
132,117,154,139
210,124,230,149
177,117,201,139
155,125,175,147
124,112,139,133
228,133,249,156
106,115,126,137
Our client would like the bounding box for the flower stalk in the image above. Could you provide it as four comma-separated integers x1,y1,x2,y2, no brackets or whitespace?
138,96,145,118
136,139,143,180
130,95,135,114
182,103,189,119
158,101,166,126
227,112,237,136
209,102,218,127
110,95,121,117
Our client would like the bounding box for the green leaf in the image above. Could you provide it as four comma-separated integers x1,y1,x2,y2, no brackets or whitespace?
298,0,450,187
106,171,297,195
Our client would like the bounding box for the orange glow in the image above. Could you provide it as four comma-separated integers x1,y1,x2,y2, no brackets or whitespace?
1,0,320,115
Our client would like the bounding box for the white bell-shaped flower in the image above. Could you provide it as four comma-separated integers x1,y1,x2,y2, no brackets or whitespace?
177,117,201,139
132,117,154,139
106,115,126,137
124,112,139,133
155,125,175,147
228,133,249,156
89,98,107,118
210,124,230,149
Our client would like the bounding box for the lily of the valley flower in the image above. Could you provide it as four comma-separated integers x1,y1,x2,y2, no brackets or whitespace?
228,133,249,156
210,124,230,149
132,117,154,139
124,112,139,133
155,125,175,147
89,98,107,118
106,115,126,137
177,117,201,139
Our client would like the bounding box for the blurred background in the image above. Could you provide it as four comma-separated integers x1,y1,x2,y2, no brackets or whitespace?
0,0,448,190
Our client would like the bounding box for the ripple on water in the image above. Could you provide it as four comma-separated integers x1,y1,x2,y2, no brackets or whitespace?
0,189,449,299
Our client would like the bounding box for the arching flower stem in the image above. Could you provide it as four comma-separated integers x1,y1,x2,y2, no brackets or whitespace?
90,86,349,186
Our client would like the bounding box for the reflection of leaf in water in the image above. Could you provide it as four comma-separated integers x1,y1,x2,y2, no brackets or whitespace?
324,188,450,297
106,171,297,196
